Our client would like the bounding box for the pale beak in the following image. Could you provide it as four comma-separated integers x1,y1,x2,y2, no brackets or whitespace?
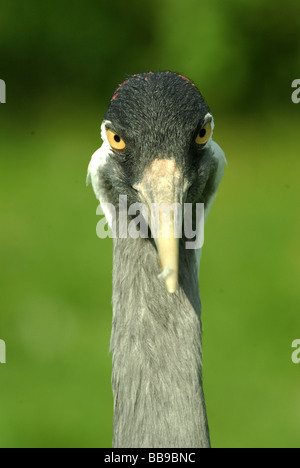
134,159,185,293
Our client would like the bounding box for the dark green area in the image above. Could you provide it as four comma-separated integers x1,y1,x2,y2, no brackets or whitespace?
0,0,299,448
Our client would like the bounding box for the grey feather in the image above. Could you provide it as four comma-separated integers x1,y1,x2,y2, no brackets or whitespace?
111,235,210,448
87,71,226,448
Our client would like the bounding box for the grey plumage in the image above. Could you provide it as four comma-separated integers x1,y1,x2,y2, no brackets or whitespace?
87,71,226,448
111,235,209,448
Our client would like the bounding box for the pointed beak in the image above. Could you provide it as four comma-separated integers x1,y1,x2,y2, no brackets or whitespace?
156,224,179,294
134,159,185,293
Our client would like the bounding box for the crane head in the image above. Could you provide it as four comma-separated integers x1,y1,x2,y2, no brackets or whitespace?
88,71,226,293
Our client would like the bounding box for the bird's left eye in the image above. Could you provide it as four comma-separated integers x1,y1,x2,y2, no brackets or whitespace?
106,129,126,151
195,122,212,145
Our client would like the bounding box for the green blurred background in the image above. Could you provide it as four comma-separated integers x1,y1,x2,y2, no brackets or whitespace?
0,0,299,448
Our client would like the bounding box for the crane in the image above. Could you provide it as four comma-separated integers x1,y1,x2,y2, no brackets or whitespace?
87,71,226,448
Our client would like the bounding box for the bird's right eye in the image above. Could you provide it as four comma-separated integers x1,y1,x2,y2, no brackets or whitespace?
106,129,126,151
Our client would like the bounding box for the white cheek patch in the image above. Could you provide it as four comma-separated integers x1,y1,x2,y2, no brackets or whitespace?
196,134,227,271
203,112,214,145
87,120,116,227
87,145,107,196
87,120,112,194
203,139,227,218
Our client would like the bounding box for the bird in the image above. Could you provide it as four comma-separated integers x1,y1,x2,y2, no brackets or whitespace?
87,71,226,448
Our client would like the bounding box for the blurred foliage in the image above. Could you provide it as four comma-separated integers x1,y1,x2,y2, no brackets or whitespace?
0,0,299,112
0,0,299,449
157,0,300,110
0,110,299,448
0,0,158,106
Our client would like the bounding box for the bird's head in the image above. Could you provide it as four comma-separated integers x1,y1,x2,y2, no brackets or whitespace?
88,71,226,293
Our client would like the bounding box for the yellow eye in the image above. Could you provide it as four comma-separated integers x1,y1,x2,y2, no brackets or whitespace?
195,122,212,145
106,129,126,151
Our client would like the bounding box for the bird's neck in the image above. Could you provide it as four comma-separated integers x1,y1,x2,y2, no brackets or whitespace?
111,234,210,448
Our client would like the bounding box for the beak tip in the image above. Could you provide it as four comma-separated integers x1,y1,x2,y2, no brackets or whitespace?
158,265,178,293
165,277,178,294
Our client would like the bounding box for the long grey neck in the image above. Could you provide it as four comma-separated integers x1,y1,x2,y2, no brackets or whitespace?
111,234,210,448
